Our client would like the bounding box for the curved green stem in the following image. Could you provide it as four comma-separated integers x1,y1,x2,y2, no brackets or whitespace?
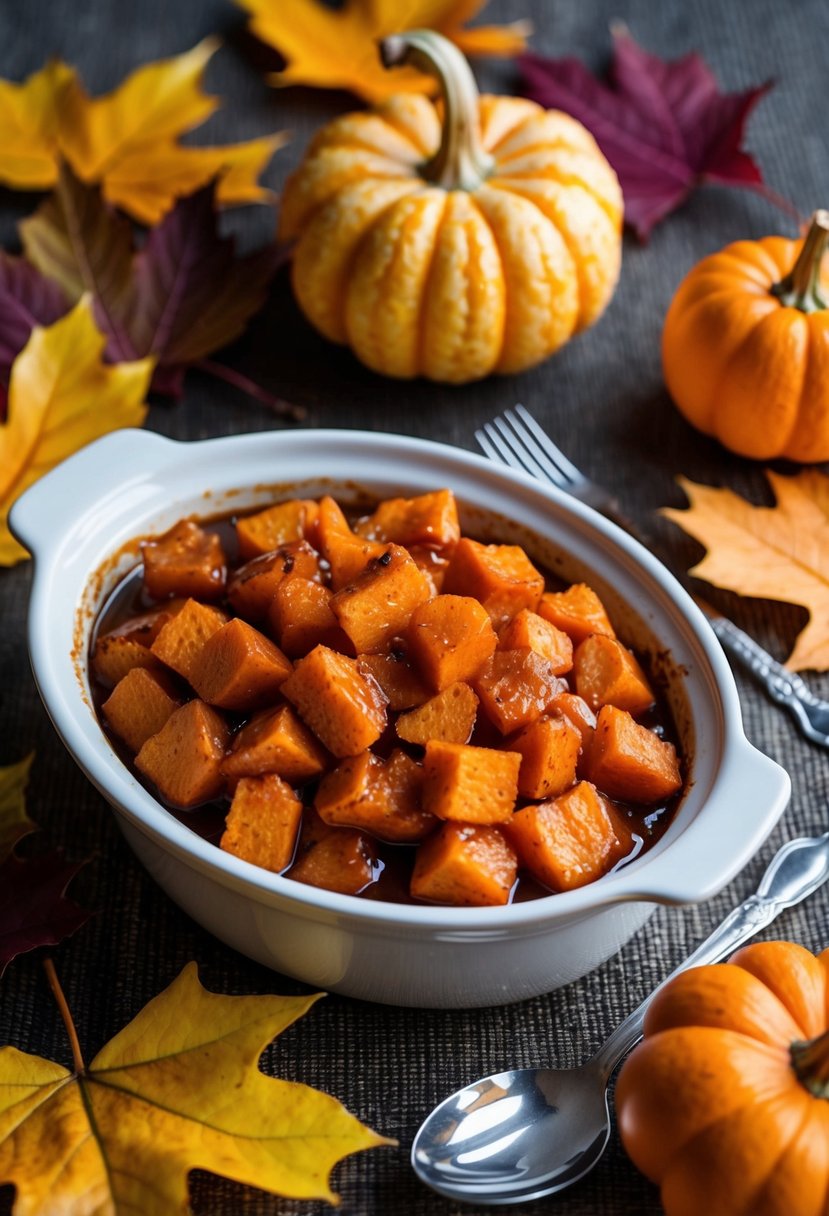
791,1027,829,1099
771,210,829,312
379,30,494,192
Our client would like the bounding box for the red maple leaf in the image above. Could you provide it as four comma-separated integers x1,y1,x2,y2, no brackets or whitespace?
519,28,789,240
0,851,92,975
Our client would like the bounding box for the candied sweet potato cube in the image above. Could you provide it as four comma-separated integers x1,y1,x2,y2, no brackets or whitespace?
315,749,434,843
135,700,229,808
356,651,430,711
409,546,450,594
396,682,478,746
101,667,181,754
355,490,460,552
268,577,347,658
91,634,161,688
411,823,517,907
222,704,328,786
443,538,544,625
474,649,566,734
235,499,320,560
331,543,432,654
142,520,226,601
507,781,629,892
499,609,573,675
423,740,520,824
511,715,581,800
550,691,597,749
537,584,616,645
150,599,228,684
228,541,321,623
189,618,292,711
589,705,682,804
574,634,655,716
407,595,497,692
317,496,386,591
282,645,388,757
220,774,303,872
287,810,377,896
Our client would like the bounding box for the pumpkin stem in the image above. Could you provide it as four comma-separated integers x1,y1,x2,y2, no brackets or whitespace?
791,1027,829,1099
379,30,495,192
771,209,829,313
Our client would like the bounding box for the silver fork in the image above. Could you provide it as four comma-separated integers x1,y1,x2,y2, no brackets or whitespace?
476,404,829,750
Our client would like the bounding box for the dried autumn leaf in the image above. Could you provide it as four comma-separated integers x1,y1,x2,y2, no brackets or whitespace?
22,166,284,398
0,254,68,396
0,852,90,976
0,755,36,865
237,0,530,103
662,470,829,671
520,28,776,240
0,962,390,1210
0,296,153,565
0,41,287,223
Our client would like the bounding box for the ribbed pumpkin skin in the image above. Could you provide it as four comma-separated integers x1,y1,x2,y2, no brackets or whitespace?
616,942,829,1216
279,93,623,383
663,236,829,462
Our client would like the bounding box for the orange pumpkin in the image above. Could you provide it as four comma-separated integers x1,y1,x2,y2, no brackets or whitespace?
663,211,829,462
278,30,623,384
616,940,829,1216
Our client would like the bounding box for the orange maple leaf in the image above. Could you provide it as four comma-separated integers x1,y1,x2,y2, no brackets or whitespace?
235,0,531,103
662,470,829,672
0,41,287,224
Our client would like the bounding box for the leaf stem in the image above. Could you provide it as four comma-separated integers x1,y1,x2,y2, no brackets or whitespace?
198,359,307,422
43,956,85,1074
771,209,829,313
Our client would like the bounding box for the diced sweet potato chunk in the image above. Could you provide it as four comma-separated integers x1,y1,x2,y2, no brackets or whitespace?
331,544,432,654
268,577,347,658
91,634,162,688
282,645,388,757
228,542,321,623
407,595,497,692
317,496,386,591
507,781,629,892
102,667,181,754
235,499,319,560
409,546,450,594
220,774,303,872
356,651,430,711
423,740,520,824
574,634,655,716
550,691,597,749
537,584,616,645
142,520,226,601
135,700,229,808
499,609,573,674
511,715,582,800
189,618,292,711
315,749,435,842
411,823,517,907
589,705,682,804
287,810,377,895
355,489,460,552
150,599,228,684
396,682,478,746
443,538,544,625
474,649,566,734
222,704,328,786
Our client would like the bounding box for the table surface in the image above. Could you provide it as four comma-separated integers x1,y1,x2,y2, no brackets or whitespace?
2,0,828,1212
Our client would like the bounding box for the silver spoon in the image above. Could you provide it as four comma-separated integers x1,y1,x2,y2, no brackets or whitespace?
412,830,829,1206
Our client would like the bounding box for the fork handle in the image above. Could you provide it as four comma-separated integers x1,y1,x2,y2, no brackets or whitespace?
708,616,818,722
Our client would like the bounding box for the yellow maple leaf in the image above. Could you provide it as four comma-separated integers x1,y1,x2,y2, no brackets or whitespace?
0,297,153,566
662,470,829,672
0,755,35,864
236,0,531,103
0,962,390,1212
0,41,287,223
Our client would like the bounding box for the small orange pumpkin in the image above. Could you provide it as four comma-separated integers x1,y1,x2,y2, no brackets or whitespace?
663,211,829,462
616,940,829,1216
278,30,622,384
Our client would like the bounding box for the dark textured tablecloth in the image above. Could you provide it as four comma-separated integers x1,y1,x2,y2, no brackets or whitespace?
2,0,828,1212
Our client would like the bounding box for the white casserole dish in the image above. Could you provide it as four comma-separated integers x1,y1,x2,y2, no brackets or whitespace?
9,428,790,1008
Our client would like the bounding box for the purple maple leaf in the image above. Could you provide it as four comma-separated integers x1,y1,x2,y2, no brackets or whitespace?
0,851,92,976
519,29,778,239
0,254,69,416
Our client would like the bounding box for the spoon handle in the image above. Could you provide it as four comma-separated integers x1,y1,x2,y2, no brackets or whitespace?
592,830,829,1079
